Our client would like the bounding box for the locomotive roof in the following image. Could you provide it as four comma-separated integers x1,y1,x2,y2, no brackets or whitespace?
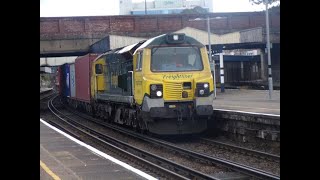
134,33,204,55
92,34,204,62
118,43,139,54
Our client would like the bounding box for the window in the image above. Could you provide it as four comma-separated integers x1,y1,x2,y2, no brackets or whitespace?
151,47,203,72
95,64,103,74
136,52,143,71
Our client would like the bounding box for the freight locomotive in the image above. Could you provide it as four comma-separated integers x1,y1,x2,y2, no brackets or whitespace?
58,33,214,135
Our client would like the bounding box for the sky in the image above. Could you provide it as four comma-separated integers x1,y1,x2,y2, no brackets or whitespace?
40,0,278,17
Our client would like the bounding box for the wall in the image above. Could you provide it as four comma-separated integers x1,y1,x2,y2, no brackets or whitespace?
40,12,280,39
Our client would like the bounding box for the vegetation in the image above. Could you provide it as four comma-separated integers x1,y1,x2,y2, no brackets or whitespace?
180,6,208,14
250,0,280,12
249,0,280,5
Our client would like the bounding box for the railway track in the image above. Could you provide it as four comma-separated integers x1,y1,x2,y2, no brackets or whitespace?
164,137,280,176
48,95,280,180
48,95,215,180
40,88,55,101
40,89,56,111
199,138,280,163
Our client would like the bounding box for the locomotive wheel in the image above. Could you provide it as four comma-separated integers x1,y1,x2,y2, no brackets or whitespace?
131,119,138,132
138,120,148,134
106,112,112,123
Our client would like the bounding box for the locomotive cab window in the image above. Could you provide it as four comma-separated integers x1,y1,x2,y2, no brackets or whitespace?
136,52,143,71
95,64,103,74
151,47,203,72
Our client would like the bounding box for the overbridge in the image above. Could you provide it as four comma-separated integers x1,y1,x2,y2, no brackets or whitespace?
40,12,280,57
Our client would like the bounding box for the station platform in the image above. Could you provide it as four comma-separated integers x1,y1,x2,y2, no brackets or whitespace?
213,88,280,115
40,119,156,180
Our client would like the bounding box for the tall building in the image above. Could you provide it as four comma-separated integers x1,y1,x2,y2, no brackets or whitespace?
119,0,133,15
119,0,213,15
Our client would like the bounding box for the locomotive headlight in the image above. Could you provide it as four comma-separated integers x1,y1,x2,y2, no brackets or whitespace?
156,91,162,97
196,83,210,97
150,84,163,98
151,84,157,91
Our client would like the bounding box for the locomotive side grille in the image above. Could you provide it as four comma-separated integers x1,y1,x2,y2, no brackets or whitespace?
164,82,182,100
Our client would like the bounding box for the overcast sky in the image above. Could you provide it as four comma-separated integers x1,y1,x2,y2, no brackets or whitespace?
40,0,277,17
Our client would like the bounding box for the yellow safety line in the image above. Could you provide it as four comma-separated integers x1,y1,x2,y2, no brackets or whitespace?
40,160,61,180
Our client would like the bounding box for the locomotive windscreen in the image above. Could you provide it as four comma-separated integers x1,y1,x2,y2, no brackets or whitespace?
151,46,203,72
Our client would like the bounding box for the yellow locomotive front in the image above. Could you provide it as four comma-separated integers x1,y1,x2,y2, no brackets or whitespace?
133,34,214,134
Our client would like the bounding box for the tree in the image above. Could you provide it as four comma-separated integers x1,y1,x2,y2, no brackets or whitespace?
249,0,280,5
180,6,208,14
249,0,280,12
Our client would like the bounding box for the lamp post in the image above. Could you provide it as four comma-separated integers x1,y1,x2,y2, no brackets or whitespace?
206,15,216,98
265,0,273,99
190,16,226,99
145,0,147,15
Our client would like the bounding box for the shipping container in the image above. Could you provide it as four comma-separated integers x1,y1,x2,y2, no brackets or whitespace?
57,66,62,95
69,63,76,98
64,64,71,97
61,63,70,97
59,65,66,96
75,54,99,103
